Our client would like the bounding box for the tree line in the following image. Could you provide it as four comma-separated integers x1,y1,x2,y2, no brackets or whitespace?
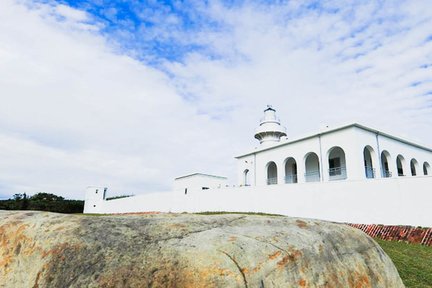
0,192,84,213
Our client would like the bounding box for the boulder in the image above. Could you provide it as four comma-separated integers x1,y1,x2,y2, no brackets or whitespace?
0,211,404,287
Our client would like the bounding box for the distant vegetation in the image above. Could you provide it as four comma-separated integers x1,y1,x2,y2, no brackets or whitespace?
376,238,432,288
0,192,83,213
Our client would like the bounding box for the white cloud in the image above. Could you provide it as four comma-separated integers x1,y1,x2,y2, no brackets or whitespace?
55,4,89,22
0,0,239,199
0,0,431,199
165,0,432,142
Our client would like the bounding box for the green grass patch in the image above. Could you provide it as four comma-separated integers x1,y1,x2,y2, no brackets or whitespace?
375,238,432,288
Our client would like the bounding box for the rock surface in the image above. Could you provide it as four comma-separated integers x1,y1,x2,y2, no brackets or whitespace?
0,211,404,288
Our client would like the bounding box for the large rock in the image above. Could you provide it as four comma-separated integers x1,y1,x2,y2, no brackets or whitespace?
0,211,404,287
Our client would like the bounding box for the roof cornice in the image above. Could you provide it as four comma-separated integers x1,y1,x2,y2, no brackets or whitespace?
174,173,227,180
235,123,432,158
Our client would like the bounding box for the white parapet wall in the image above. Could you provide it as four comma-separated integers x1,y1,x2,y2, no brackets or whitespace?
85,176,432,227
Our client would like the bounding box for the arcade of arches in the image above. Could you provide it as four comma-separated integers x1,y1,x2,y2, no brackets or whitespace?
254,146,432,185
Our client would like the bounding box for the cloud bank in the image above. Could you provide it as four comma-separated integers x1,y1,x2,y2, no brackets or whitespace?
0,0,431,199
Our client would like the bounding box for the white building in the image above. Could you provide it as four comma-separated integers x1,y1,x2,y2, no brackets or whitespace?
174,173,228,194
237,106,432,188
84,106,432,227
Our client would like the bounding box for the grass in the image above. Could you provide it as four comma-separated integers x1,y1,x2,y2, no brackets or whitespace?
375,238,432,288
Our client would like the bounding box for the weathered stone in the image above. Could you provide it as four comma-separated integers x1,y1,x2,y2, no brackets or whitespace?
0,211,404,287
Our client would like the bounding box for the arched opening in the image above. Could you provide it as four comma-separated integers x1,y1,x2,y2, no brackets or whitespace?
266,162,278,185
363,146,375,179
304,153,320,182
243,169,250,186
381,151,392,178
396,155,405,176
424,162,431,175
284,157,297,183
328,146,347,180
410,159,419,176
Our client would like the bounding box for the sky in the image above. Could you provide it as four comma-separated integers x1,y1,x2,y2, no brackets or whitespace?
0,0,431,200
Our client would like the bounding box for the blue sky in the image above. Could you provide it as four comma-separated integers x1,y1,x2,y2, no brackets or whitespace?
0,0,431,199
48,0,226,63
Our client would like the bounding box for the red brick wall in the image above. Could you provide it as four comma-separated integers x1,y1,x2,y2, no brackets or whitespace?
348,224,432,246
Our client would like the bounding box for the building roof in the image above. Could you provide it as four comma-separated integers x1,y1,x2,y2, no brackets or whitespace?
235,123,432,158
174,173,227,180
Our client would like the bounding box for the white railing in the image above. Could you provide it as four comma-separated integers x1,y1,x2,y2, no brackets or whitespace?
305,171,320,182
267,177,278,185
260,116,281,123
285,174,298,184
329,167,347,180
365,166,375,179
382,170,392,178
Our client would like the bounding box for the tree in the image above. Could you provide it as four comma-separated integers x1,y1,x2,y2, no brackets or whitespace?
20,193,29,210
30,192,64,201
1,192,83,213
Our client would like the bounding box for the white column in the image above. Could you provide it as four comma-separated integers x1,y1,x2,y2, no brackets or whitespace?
387,154,397,178
345,146,364,181
354,151,366,180
297,155,306,183
403,159,411,177
277,160,285,185
374,151,381,179
322,155,329,182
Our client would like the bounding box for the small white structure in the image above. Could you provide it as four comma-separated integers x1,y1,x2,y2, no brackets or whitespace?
174,173,228,194
84,106,432,227
83,186,107,214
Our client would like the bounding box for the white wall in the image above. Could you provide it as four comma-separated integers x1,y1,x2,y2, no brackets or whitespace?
237,127,362,186
237,154,256,186
250,135,322,186
83,186,107,213
352,127,432,179
173,174,228,193
85,124,432,227
237,126,432,187
85,176,432,227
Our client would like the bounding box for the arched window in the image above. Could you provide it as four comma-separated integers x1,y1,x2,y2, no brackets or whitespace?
284,157,297,183
328,146,347,180
244,169,250,186
363,146,375,178
424,162,431,175
381,151,392,178
304,153,320,182
410,159,419,176
396,155,405,176
267,162,278,185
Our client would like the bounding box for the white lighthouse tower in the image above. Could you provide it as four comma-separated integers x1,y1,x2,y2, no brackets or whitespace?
254,105,287,146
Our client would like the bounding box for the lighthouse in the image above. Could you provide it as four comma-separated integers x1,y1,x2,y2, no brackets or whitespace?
254,105,287,146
